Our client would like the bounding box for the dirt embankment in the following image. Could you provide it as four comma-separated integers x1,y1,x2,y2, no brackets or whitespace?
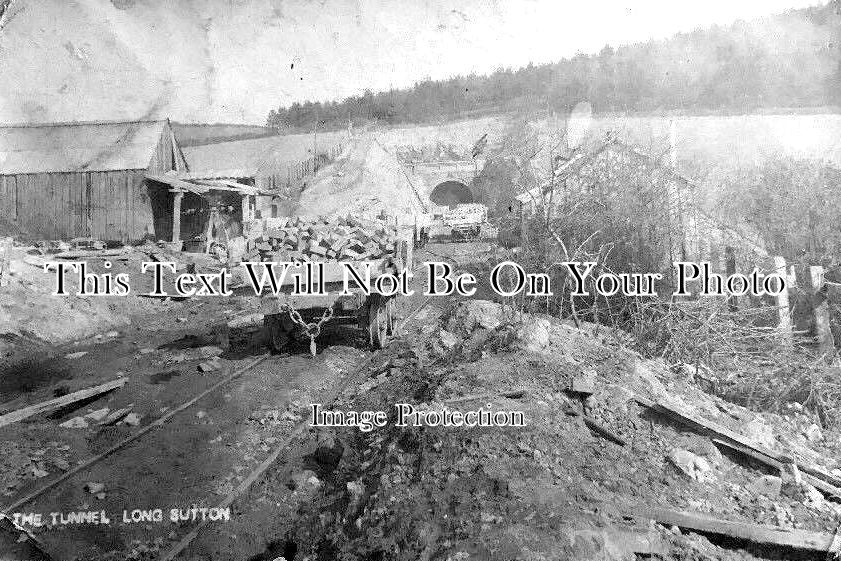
0,242,233,346
292,136,427,220
276,300,841,561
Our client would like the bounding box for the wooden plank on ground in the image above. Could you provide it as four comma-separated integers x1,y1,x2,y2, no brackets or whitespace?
625,505,834,552
711,438,841,498
0,378,126,429
639,397,841,497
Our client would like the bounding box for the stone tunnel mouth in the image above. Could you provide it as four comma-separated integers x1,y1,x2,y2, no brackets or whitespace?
429,180,473,207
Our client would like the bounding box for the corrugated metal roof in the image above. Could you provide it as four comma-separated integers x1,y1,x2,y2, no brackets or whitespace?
0,120,168,174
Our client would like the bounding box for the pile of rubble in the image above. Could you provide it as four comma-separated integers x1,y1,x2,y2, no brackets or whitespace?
243,215,401,262
281,300,841,560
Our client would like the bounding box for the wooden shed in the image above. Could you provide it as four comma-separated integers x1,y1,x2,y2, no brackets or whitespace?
0,119,188,242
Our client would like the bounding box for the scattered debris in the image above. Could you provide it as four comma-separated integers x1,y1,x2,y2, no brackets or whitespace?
84,482,105,494
667,449,714,482
58,417,89,429
198,358,221,372
99,406,134,426
804,423,823,443
226,313,264,330
516,317,552,352
438,329,458,350
121,413,141,427
745,474,782,497
197,346,223,359
84,408,110,422
446,299,506,335
626,505,835,552
638,397,841,499
569,369,597,395
63,351,88,360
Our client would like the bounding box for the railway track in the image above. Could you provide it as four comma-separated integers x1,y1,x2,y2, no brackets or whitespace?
1,320,420,560
156,254,455,559
2,356,271,516
1,246,464,560
4,344,391,554
158,347,386,560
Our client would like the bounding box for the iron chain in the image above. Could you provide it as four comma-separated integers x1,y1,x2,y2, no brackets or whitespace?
279,301,335,356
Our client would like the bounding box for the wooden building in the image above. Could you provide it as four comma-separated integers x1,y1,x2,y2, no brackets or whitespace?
0,119,187,242
145,170,267,252
513,136,767,277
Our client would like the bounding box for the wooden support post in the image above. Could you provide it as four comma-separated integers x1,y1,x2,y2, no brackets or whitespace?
774,256,792,346
810,265,835,361
171,191,183,243
0,236,12,287
241,195,250,224
787,265,798,288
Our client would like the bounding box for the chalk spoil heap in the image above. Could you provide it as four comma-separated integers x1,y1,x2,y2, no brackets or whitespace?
245,215,400,262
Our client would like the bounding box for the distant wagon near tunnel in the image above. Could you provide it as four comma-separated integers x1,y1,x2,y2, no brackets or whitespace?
429,180,473,207
0,119,188,242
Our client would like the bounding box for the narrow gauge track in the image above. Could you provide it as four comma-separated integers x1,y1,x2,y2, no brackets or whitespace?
158,344,389,560
1,248,453,559
1,356,271,516
158,252,453,559
1,328,411,560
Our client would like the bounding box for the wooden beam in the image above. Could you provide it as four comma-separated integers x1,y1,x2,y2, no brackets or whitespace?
241,194,250,223
198,178,256,191
625,505,834,551
52,248,131,260
146,174,207,194
773,256,792,346
639,397,841,497
0,378,126,429
171,191,183,243
810,265,835,360
711,438,841,498
169,126,184,173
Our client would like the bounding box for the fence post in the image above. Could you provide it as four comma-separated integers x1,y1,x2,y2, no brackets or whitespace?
725,246,738,311
809,265,835,361
773,256,792,347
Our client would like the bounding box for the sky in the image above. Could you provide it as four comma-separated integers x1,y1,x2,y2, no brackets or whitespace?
0,0,826,124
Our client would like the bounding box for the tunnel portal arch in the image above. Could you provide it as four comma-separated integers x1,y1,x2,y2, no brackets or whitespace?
429,180,473,207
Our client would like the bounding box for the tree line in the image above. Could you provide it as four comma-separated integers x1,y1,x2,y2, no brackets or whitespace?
266,2,840,130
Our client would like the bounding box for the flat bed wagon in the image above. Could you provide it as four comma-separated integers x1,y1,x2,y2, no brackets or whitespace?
258,255,407,353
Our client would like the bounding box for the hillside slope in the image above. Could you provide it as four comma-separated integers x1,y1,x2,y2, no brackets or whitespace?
291,136,427,220
267,1,841,129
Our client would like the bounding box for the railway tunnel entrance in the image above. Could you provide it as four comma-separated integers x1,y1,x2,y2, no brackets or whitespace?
429,180,473,207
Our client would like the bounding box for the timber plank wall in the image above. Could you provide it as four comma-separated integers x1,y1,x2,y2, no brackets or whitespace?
0,170,155,242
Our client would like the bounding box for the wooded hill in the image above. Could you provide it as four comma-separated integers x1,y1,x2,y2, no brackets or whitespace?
266,1,841,130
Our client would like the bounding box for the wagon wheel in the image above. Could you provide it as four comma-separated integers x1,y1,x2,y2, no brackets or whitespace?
265,314,293,353
368,301,388,349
